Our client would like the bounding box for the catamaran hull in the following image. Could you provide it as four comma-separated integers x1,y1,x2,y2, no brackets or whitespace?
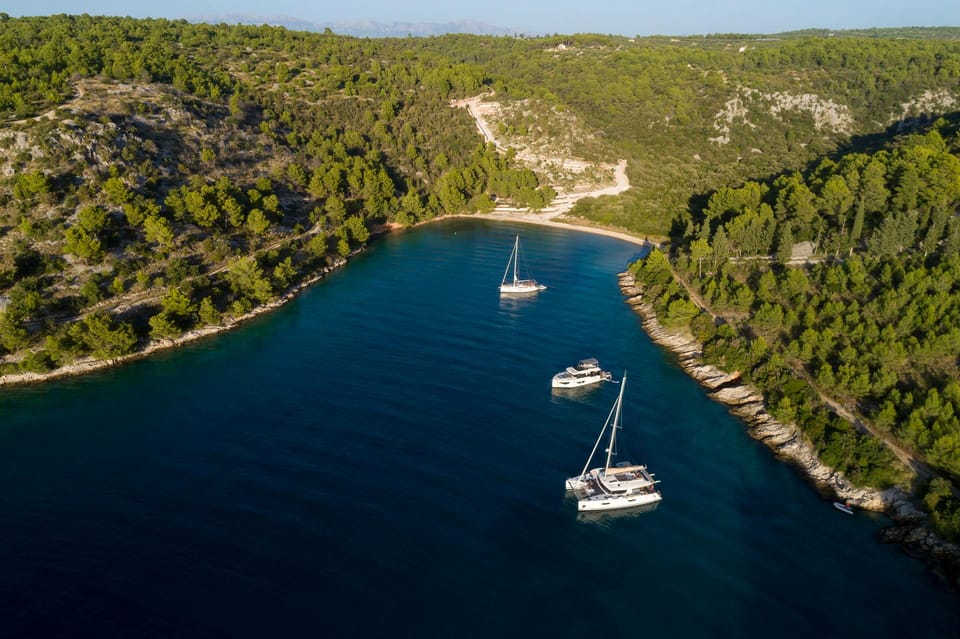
578,491,662,512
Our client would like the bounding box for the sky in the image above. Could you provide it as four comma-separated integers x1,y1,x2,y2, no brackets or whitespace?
4,0,960,36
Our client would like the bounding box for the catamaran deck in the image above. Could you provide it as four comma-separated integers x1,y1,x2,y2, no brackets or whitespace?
567,466,662,511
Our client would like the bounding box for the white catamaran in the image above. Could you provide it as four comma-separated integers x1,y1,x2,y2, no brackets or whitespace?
499,235,546,295
565,373,662,512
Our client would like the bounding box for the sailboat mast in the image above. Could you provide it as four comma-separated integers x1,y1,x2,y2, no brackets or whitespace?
512,235,519,284
500,236,515,287
604,374,626,472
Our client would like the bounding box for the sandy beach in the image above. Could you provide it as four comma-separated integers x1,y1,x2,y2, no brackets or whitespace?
457,209,657,249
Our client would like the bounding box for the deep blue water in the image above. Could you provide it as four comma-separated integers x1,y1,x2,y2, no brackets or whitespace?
1,219,957,638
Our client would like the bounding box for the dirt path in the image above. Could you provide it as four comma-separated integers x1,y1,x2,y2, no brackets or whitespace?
8,82,86,125
46,219,329,329
453,95,505,152
452,95,631,223
670,271,719,321
802,371,936,481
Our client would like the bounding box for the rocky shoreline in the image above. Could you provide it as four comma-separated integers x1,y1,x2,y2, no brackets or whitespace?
618,271,960,592
0,257,347,388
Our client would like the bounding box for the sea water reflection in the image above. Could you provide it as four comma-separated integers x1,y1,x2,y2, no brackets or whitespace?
576,501,661,525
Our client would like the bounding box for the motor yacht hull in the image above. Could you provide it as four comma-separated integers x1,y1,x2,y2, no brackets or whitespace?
552,374,609,388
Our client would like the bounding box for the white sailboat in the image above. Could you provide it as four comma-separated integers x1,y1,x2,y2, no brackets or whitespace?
499,235,546,294
565,373,662,512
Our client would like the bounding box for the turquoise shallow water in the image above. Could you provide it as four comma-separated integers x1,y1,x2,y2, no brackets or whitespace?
0,219,957,638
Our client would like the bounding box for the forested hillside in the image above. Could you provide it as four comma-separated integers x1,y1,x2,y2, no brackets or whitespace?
0,15,553,375
630,119,960,539
3,16,960,535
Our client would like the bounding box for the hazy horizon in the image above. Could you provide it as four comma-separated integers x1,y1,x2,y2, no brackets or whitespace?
4,0,960,37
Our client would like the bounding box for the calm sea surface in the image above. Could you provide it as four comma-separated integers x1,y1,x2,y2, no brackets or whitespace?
1,219,957,638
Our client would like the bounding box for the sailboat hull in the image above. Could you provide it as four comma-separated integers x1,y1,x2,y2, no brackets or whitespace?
499,282,546,294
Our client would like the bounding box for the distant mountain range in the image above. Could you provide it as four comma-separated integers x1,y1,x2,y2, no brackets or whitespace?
191,14,515,37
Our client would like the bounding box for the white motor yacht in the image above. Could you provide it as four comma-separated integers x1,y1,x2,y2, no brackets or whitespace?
551,358,612,388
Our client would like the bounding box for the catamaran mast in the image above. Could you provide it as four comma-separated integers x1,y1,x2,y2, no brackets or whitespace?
604,373,626,472
578,386,621,479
